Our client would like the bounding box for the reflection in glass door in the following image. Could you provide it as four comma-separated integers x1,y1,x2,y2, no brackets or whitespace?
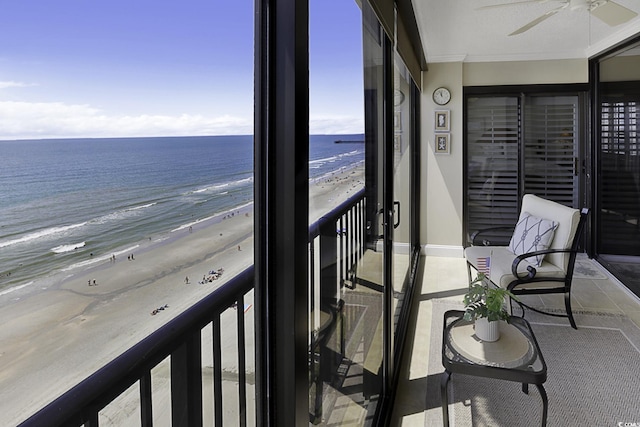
307,0,383,423
305,1,419,423
598,81,640,297
390,55,412,368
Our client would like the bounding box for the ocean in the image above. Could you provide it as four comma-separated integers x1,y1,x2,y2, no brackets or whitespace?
0,134,364,297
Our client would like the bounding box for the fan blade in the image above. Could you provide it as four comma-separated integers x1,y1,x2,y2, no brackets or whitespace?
508,5,564,35
478,0,553,10
590,1,638,26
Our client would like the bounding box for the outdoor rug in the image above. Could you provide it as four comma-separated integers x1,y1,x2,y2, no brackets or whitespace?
425,299,640,426
573,257,608,280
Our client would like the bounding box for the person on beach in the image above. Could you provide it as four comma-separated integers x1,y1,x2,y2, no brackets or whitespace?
185,276,189,284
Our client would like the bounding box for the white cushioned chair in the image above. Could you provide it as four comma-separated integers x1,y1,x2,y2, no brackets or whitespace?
465,194,589,329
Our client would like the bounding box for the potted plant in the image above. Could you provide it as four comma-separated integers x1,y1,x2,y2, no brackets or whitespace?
463,273,517,342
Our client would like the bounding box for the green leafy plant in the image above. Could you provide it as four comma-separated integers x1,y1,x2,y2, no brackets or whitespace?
463,273,517,322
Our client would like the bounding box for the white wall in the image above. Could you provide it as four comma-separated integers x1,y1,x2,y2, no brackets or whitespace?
420,59,588,257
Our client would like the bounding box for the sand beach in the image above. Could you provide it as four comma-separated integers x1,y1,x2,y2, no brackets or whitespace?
0,164,364,426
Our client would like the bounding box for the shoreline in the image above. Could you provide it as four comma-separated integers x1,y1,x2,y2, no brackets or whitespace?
0,163,364,426
0,201,255,306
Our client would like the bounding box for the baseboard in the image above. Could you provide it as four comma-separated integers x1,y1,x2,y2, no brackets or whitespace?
370,242,463,257
373,240,412,254
421,244,464,258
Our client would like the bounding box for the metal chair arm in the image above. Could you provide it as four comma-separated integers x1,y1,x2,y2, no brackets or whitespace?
511,248,573,280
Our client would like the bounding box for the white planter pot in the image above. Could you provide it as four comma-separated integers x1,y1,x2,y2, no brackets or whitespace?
474,317,500,342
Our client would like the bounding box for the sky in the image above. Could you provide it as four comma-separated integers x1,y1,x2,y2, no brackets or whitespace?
0,0,364,140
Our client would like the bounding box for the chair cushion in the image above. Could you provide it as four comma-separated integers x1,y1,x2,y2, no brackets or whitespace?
507,212,558,267
465,246,565,289
520,194,580,269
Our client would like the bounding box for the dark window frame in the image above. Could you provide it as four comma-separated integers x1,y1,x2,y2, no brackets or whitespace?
254,0,423,424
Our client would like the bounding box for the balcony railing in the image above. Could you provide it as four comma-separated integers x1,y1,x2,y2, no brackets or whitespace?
19,265,254,427
309,190,367,423
19,189,366,427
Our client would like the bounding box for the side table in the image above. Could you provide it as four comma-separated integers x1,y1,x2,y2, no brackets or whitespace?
441,310,548,427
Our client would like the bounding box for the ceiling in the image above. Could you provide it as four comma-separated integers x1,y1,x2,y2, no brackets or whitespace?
412,0,640,63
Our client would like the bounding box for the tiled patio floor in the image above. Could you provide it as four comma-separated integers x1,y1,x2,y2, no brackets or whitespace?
390,255,640,426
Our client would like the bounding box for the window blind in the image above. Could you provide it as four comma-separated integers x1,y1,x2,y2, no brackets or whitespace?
524,97,579,208
465,94,581,246
466,97,520,244
600,99,640,255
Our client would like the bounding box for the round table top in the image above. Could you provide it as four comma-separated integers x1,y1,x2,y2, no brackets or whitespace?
449,321,531,368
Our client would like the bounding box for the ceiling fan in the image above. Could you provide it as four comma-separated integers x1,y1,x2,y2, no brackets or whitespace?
480,0,638,36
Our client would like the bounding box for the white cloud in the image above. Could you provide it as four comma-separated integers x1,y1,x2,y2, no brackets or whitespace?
309,115,364,135
0,100,363,140
0,81,36,90
0,101,253,140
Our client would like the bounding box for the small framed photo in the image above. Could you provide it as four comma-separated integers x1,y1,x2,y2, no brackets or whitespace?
435,110,450,132
394,111,402,132
435,133,450,154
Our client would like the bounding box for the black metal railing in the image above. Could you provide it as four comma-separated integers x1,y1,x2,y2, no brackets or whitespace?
308,189,366,423
309,189,366,300
19,189,367,427
19,267,254,427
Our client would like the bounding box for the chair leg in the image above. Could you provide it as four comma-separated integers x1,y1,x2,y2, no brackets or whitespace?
564,291,577,329
466,261,473,285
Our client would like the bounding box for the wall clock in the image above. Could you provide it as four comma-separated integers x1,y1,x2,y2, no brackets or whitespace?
433,87,451,105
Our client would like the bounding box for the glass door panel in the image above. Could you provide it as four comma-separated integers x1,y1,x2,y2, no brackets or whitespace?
524,96,580,208
466,96,520,244
307,0,382,423
465,93,584,245
597,46,640,297
391,55,412,355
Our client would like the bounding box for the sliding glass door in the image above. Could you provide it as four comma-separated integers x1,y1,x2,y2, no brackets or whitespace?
465,90,587,244
389,55,413,372
524,96,581,208
303,1,421,424
466,96,520,241
594,41,640,297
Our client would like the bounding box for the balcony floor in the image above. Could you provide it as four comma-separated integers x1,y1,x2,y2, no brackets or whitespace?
391,254,640,426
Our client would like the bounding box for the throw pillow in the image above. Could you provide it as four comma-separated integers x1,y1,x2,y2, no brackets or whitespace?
508,212,558,267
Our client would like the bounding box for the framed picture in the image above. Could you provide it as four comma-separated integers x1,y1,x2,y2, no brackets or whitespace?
394,134,402,151
435,133,450,154
435,110,450,132
394,111,402,132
